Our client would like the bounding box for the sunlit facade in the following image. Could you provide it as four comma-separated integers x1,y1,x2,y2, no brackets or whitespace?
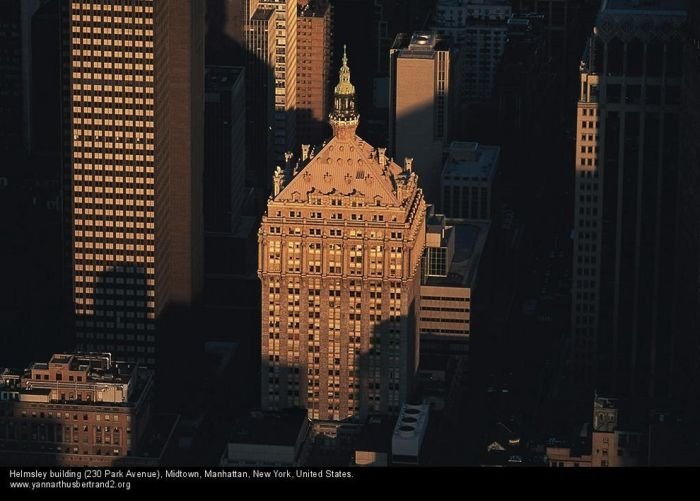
68,0,204,365
389,32,450,204
258,49,426,422
296,0,331,146
245,0,297,172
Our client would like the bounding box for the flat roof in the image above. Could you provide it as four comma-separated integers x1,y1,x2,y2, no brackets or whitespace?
392,31,450,56
442,141,499,182
355,417,395,453
424,220,490,288
4,353,151,405
205,65,244,90
437,0,510,7
601,0,686,15
228,410,307,447
298,0,329,17
49,354,72,365
251,7,274,21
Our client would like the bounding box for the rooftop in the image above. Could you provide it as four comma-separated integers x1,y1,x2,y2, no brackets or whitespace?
205,66,244,91
392,31,450,56
602,0,686,15
298,0,329,17
355,417,396,454
49,354,72,365
273,136,414,208
2,353,152,406
251,7,274,21
424,220,490,288
436,0,510,7
442,141,500,182
228,409,308,447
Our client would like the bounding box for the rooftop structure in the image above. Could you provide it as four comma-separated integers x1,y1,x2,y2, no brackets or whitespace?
0,352,158,466
441,142,499,221
220,409,311,466
442,142,499,183
601,0,685,15
391,403,430,465
423,219,489,288
1,353,150,406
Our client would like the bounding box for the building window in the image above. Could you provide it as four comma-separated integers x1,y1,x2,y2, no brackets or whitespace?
425,247,448,277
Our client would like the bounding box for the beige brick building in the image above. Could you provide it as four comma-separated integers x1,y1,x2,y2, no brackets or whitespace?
296,0,332,146
389,32,451,205
0,353,158,466
68,0,204,365
258,49,427,421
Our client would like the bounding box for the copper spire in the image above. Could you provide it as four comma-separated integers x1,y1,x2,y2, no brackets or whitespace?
329,44,359,140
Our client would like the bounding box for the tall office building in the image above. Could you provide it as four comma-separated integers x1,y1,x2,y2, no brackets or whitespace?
432,0,511,104
69,0,204,366
570,0,685,399
30,0,62,160
0,0,23,156
673,1,700,409
205,0,246,67
244,5,275,188
512,0,574,60
389,32,451,205
258,50,427,421
440,141,500,221
204,66,246,233
296,0,331,147
245,0,297,185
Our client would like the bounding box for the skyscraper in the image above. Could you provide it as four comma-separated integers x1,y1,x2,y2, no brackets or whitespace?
512,0,575,62
205,0,246,67
244,0,297,185
204,65,246,233
570,0,685,399
258,49,427,422
389,32,451,205
673,1,700,411
0,0,23,156
244,5,275,188
296,0,331,147
432,0,511,104
69,0,204,366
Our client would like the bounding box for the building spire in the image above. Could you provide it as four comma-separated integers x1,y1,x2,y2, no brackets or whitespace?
329,44,359,140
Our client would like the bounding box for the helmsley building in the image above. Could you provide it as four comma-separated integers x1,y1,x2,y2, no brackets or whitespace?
258,48,427,422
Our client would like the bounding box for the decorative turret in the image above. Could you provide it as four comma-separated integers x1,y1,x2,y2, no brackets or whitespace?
329,45,359,140
272,166,285,197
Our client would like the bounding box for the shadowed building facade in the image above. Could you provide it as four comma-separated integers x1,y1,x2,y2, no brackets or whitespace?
68,0,204,365
258,49,427,422
431,0,511,104
0,0,23,156
245,0,297,185
389,32,451,205
673,1,700,413
570,0,686,399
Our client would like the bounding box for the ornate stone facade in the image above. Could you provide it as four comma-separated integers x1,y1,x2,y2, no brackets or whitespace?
258,50,427,421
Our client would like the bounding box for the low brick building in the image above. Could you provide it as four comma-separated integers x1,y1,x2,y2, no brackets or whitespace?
0,353,157,466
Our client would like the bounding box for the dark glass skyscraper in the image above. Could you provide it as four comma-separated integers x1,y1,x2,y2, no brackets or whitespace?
570,0,686,401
